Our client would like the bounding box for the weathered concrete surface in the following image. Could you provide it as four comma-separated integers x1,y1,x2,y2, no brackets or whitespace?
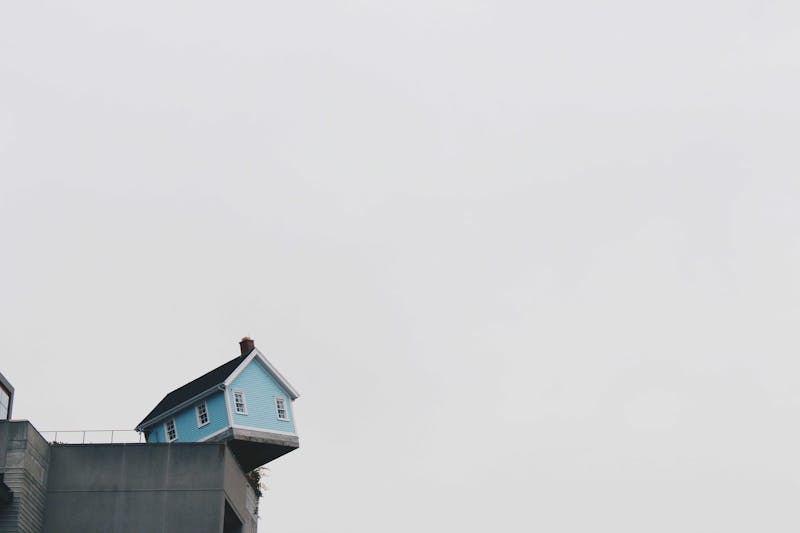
43,443,257,533
223,448,258,532
0,421,51,533
210,427,299,472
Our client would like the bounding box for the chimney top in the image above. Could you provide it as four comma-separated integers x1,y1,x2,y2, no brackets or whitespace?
239,337,255,356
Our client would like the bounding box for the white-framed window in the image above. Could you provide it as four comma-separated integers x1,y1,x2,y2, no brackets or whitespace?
196,401,209,427
233,390,248,414
274,396,289,421
165,418,178,442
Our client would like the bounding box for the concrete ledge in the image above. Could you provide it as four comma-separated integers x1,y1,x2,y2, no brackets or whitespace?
207,428,299,471
232,428,299,448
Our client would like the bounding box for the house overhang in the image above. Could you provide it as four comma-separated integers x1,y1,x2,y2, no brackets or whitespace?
207,427,299,472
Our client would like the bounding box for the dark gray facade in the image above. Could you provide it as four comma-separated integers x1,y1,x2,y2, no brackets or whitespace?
0,421,258,533
0,421,50,533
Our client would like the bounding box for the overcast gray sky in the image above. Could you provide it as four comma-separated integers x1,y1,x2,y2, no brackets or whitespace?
2,1,800,531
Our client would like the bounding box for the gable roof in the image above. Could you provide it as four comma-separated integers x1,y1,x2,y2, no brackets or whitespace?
136,348,301,431
225,349,301,400
136,354,246,429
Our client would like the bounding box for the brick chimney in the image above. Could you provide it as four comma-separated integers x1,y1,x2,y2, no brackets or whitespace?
239,336,255,356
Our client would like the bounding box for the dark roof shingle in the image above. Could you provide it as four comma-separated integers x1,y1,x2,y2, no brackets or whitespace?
137,354,246,428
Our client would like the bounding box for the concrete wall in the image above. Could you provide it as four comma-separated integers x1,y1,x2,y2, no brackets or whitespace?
43,443,257,533
0,423,262,532
223,449,258,533
0,421,50,533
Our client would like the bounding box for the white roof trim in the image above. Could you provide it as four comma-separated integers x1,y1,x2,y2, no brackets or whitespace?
224,348,300,400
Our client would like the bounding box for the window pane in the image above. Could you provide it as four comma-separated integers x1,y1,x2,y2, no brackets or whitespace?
166,419,177,441
234,392,246,413
197,403,208,425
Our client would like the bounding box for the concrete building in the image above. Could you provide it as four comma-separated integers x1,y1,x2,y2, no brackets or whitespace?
44,441,257,532
0,371,20,521
0,338,300,532
0,420,258,533
0,421,49,533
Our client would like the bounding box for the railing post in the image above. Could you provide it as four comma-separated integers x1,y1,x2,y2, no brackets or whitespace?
82,431,85,444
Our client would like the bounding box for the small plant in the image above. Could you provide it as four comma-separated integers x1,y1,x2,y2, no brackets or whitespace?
245,467,268,517
245,467,267,499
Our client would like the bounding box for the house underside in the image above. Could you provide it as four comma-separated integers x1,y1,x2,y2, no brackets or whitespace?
211,427,299,472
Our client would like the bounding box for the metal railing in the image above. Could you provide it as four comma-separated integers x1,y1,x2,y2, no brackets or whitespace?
40,429,144,444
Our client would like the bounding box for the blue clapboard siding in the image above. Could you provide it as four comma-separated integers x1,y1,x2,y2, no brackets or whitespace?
146,424,164,443
146,391,229,443
229,359,296,434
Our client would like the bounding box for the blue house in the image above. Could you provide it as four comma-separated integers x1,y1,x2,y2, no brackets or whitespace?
136,337,300,471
